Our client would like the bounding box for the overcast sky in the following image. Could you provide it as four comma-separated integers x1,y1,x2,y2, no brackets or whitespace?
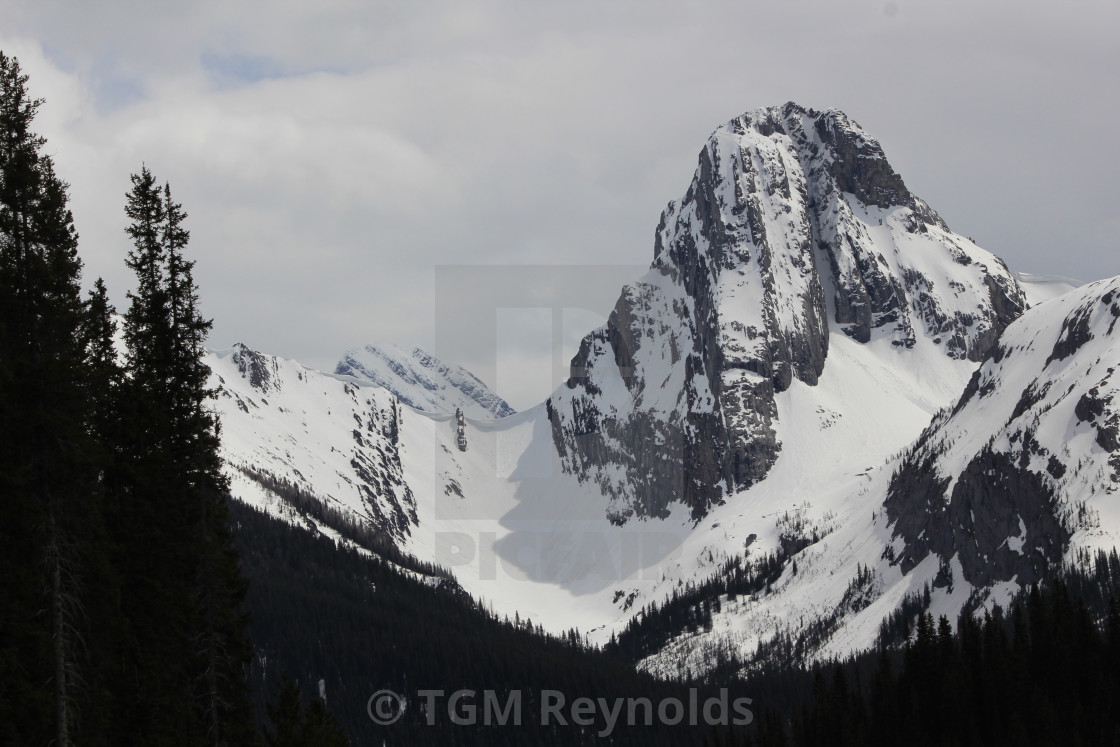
2,0,1117,409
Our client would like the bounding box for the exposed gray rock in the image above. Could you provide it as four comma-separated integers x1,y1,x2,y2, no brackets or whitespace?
886,438,1068,586
550,103,1025,523
231,342,278,393
1076,385,1119,452
341,386,415,538
1046,300,1094,364
455,407,468,452
785,105,1024,358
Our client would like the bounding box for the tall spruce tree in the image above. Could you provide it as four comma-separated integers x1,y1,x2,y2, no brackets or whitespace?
162,180,256,746
82,277,121,449
115,165,181,745
118,169,255,746
77,276,126,747
0,51,94,747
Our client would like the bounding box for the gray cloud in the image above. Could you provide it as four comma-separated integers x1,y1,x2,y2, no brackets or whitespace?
2,0,1117,409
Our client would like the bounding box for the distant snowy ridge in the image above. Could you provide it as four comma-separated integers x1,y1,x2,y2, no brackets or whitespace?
1015,271,1083,307
335,343,515,419
210,343,418,540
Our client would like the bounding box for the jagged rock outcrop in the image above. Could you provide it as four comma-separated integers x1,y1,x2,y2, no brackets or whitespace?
455,407,468,452
231,342,279,393
549,103,1026,524
886,277,1120,586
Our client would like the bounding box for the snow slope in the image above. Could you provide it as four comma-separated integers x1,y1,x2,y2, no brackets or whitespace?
642,275,1120,676
209,343,660,633
211,344,417,540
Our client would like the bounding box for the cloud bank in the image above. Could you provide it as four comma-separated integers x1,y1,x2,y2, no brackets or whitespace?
3,0,1116,408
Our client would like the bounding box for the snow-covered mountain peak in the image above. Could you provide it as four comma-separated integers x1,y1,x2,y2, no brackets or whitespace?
223,342,281,394
548,102,1026,523
208,343,419,540
335,343,515,419
721,103,925,214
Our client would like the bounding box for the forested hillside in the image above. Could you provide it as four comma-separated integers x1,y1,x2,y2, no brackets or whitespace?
232,499,733,745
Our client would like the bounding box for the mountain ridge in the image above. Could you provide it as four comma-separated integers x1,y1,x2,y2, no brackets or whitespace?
335,342,515,419
206,103,1118,680
886,275,1120,587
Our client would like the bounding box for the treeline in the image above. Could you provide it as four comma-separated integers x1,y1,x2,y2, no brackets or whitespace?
0,52,333,746
236,465,454,581
607,541,799,667
708,549,1120,746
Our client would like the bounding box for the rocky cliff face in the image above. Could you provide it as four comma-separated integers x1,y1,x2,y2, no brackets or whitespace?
886,277,1120,586
213,343,418,540
548,103,1026,524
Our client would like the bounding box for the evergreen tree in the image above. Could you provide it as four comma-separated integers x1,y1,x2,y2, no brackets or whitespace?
116,167,256,746
81,276,123,473
77,276,126,746
113,167,179,744
0,50,94,747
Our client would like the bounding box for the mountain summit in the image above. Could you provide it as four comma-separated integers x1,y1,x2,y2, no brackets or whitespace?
547,102,1026,524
